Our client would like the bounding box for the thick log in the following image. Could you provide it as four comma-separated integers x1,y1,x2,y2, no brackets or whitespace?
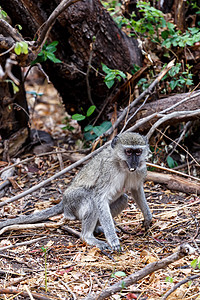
146,171,200,195
132,91,200,132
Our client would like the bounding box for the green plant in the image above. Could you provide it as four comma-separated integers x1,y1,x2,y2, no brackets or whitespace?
31,41,62,65
191,257,200,269
165,276,174,283
6,79,19,94
166,155,178,169
162,63,194,90
102,63,126,88
111,271,126,278
14,41,29,55
84,121,112,141
72,105,112,141
72,105,96,121
41,246,48,292
0,7,7,19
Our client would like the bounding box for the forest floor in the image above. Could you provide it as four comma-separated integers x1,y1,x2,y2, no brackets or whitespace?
0,81,200,300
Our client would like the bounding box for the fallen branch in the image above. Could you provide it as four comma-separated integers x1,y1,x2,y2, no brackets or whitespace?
0,236,46,251
162,274,200,300
0,287,51,300
84,244,195,300
147,162,200,182
146,171,200,195
127,90,200,133
0,221,65,236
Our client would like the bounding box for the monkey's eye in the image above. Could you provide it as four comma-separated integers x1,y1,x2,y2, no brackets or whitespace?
125,149,133,156
135,149,142,156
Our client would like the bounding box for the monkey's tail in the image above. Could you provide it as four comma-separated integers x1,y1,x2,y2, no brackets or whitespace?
0,200,64,229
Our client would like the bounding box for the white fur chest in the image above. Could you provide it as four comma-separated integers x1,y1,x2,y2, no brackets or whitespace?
106,169,142,203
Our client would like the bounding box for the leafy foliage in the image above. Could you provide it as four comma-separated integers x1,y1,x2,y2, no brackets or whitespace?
31,41,62,65
102,63,126,88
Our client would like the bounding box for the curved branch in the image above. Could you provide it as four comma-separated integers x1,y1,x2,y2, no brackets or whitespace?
0,19,23,42
146,109,200,140
162,274,200,300
35,0,82,49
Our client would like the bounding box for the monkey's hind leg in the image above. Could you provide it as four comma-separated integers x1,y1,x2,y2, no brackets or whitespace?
81,211,111,250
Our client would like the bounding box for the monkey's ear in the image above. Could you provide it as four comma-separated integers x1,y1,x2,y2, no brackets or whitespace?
111,135,119,148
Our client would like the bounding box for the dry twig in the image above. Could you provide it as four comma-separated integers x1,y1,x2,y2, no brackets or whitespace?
162,274,200,300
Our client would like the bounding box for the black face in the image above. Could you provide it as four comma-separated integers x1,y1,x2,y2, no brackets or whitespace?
125,148,143,172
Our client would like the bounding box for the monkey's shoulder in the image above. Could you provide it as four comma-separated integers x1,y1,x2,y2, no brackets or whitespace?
72,146,112,188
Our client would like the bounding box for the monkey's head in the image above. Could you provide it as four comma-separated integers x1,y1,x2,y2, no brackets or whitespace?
111,132,148,172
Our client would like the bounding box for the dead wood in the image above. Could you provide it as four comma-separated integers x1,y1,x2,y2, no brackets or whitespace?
84,244,195,300
133,90,200,132
0,287,52,300
0,236,46,251
146,171,200,195
162,274,200,300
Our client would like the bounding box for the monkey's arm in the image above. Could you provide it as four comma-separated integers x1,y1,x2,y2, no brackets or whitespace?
0,201,63,229
131,186,152,229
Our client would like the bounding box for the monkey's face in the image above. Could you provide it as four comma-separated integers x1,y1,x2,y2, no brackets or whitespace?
124,147,143,172
111,132,148,172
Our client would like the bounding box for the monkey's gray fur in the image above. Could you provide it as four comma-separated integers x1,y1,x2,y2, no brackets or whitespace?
0,132,152,251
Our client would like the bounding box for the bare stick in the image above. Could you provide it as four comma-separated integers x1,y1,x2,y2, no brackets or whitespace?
0,221,65,236
127,90,200,133
0,287,51,300
162,274,200,300
155,128,200,167
146,109,200,139
84,244,195,300
0,19,23,42
147,162,200,182
0,236,46,251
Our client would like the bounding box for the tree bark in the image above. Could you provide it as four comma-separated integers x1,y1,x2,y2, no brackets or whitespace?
1,0,142,115
132,91,200,132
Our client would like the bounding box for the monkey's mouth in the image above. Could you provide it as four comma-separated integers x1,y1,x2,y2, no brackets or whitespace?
129,168,136,172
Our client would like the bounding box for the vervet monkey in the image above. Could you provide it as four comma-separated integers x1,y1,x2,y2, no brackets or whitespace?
0,132,152,251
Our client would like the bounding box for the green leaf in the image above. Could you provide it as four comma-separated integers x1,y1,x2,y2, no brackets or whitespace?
169,80,178,90
93,121,112,137
86,105,96,117
20,41,28,54
167,156,177,168
84,131,97,141
102,63,111,74
191,258,198,269
114,271,126,277
165,276,173,283
14,42,22,55
72,114,86,121
84,124,94,132
46,52,61,63
105,79,115,88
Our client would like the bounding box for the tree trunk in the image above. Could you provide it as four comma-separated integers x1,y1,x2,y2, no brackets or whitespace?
1,0,142,115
